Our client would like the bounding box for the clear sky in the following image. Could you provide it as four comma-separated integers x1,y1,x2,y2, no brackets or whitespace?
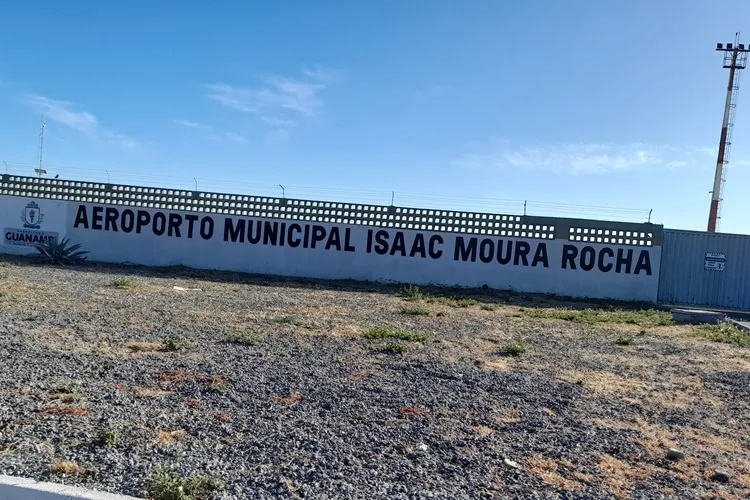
1,1,749,232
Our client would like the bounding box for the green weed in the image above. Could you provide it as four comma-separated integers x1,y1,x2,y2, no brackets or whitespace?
694,322,750,347
364,326,428,342
518,308,673,328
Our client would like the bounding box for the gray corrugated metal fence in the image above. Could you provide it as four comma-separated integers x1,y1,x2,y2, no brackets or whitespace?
658,229,750,310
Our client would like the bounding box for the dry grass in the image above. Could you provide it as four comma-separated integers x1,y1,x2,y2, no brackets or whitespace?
597,454,656,499
126,342,163,353
154,430,186,444
50,460,80,475
40,407,88,416
525,456,583,492
133,386,172,398
400,406,428,417
276,392,302,406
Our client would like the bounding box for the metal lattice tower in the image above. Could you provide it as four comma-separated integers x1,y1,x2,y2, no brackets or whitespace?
708,33,749,233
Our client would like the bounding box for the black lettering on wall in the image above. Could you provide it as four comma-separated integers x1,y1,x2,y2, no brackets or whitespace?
263,221,279,246
374,230,389,255
122,210,135,233
303,225,311,248
326,227,342,251
311,225,326,249
479,239,494,264
634,250,652,275
74,205,89,229
410,234,426,258
136,210,151,234
92,206,104,231
428,235,443,259
497,240,512,265
247,220,262,244
531,243,549,267
514,241,530,266
288,224,302,247
598,248,614,272
185,215,198,238
390,232,406,256
224,218,245,242
616,248,633,274
454,237,477,262
562,245,578,269
279,223,286,246
168,214,182,237
344,228,356,252
580,246,596,271
200,217,214,240
153,212,167,236
105,207,119,232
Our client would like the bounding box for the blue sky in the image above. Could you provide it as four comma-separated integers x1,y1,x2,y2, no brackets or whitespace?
1,1,750,232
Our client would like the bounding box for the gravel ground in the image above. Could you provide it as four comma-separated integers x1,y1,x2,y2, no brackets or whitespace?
0,256,749,499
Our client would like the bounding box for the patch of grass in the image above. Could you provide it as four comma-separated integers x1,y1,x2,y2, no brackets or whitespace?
518,307,673,328
94,430,121,447
364,326,428,342
0,272,9,280
481,304,498,311
400,284,424,301
154,430,186,445
50,460,80,475
615,336,636,346
380,342,407,354
223,332,261,346
41,406,88,416
110,278,141,289
276,392,302,406
399,305,431,316
133,387,172,398
694,321,750,347
126,342,163,353
273,316,302,325
149,469,220,500
501,341,527,356
208,381,229,393
162,335,187,351
52,381,79,394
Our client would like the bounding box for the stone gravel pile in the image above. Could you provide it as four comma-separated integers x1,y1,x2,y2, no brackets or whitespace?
0,258,748,499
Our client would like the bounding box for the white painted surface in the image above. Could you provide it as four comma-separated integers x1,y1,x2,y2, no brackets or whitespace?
0,475,142,500
0,196,67,255
0,197,662,302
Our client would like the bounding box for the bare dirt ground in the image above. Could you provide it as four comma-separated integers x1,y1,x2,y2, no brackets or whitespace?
0,256,749,499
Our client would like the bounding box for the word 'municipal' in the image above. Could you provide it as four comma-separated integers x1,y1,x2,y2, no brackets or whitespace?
223,218,355,252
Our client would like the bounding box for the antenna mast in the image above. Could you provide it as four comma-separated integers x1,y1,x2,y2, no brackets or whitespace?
38,118,46,171
708,33,749,233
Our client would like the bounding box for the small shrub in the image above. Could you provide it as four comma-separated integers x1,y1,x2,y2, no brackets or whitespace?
481,304,497,311
149,469,220,500
35,237,89,266
400,285,424,301
50,460,80,475
501,341,526,356
381,342,407,354
273,316,301,325
615,336,635,346
454,298,479,308
364,326,428,342
52,381,79,394
95,430,121,447
694,321,750,347
110,278,141,289
223,332,261,346
399,306,431,316
162,335,187,351
208,381,229,393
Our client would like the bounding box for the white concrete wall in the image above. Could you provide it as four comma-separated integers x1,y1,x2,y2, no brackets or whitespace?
0,475,142,500
0,197,662,302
